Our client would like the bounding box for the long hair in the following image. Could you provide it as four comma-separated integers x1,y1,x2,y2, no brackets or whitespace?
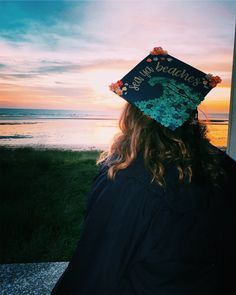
96,102,226,187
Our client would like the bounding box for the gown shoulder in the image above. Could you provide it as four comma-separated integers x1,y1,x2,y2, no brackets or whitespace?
51,158,165,295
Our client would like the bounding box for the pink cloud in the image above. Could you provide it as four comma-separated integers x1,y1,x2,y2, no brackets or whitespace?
0,0,234,112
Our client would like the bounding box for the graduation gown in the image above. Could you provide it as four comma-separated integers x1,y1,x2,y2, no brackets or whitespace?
51,147,236,295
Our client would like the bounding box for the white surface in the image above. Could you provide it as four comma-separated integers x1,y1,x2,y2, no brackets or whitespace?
227,21,236,161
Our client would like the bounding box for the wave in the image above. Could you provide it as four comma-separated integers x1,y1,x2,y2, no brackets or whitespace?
0,122,40,125
0,108,117,120
0,108,229,127
0,135,33,139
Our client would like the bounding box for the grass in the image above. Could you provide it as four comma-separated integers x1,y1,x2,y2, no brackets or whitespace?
0,146,103,263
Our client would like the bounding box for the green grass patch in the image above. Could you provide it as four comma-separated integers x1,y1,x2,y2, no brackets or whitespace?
0,146,103,263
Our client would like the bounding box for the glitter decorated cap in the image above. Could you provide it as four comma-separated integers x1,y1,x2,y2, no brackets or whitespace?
109,47,222,131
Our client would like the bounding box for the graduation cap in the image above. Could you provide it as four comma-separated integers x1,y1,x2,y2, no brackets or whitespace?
109,47,222,131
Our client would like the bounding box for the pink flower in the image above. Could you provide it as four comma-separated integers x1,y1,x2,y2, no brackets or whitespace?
109,80,123,91
204,73,222,88
109,80,124,95
212,76,222,84
150,46,168,55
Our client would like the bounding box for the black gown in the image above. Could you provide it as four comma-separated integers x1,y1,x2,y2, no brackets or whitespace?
51,147,236,295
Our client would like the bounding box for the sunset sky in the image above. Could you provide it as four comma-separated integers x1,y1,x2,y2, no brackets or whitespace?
0,0,235,115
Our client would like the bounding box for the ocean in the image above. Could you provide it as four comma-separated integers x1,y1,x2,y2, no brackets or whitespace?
0,108,229,151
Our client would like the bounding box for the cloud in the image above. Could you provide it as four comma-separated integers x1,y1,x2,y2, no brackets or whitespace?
0,0,234,111
0,73,37,80
0,63,6,69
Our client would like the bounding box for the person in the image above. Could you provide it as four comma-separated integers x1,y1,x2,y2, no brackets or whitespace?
51,47,236,295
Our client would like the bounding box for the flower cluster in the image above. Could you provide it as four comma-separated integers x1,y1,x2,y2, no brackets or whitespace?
202,73,222,88
109,80,127,96
150,46,168,55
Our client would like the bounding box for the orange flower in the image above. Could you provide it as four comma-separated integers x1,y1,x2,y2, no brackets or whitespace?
109,80,124,95
146,58,152,62
109,83,119,91
150,46,168,55
204,73,222,88
117,80,123,87
213,76,222,83
109,80,124,92
115,88,123,95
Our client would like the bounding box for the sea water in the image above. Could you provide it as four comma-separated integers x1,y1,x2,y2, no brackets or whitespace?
0,108,229,151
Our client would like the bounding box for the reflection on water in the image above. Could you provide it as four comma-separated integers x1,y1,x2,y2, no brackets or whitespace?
206,124,228,149
0,119,119,150
0,118,228,151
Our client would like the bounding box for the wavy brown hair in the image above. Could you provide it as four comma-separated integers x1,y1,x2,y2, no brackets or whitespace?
96,102,226,187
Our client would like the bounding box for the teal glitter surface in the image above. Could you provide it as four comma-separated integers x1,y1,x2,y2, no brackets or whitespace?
133,77,203,130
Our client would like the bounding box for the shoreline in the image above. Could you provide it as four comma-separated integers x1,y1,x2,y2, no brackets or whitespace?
0,119,229,124
0,144,226,153
0,144,106,152
0,117,118,121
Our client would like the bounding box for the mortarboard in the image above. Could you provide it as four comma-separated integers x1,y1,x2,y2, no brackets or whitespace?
109,47,222,131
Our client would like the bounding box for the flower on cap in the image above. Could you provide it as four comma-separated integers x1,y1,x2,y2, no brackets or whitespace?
117,80,123,87
209,81,217,88
203,73,222,88
109,80,124,95
209,76,222,88
150,47,168,55
115,88,123,95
